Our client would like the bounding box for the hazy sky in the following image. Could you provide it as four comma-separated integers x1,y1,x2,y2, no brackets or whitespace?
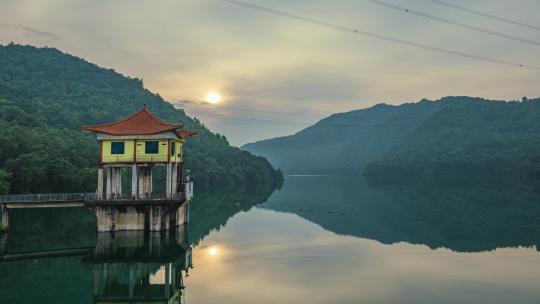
1,0,539,145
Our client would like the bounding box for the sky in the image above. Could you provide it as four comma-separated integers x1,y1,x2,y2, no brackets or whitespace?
0,0,539,146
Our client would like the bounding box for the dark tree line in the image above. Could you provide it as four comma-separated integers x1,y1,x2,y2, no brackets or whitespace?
0,44,282,194
364,97,540,183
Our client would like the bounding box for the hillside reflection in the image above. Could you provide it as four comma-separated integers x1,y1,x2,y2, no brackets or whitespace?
264,176,540,252
1,179,540,303
188,185,279,245
0,184,277,303
0,228,192,304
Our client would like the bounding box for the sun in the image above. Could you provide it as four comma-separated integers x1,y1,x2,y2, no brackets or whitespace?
209,246,218,256
205,91,222,104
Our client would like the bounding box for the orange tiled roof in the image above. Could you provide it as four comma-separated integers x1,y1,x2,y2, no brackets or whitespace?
178,130,198,138
82,105,182,136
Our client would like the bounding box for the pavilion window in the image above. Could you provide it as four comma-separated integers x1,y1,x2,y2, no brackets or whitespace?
111,142,125,154
145,141,159,154
171,142,176,156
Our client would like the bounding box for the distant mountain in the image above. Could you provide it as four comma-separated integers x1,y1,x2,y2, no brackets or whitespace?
243,96,540,180
0,44,282,194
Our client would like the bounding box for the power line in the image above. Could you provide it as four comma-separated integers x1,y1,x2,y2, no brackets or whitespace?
423,0,540,32
363,0,540,46
216,0,540,71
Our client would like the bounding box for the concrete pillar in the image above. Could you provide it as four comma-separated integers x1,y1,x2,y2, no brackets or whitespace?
97,167,104,199
172,164,178,196
106,167,112,200
164,213,170,231
94,206,117,232
175,224,186,245
1,205,8,233
131,165,138,198
148,168,153,195
111,168,116,197
138,167,145,198
116,167,122,196
176,204,186,227
112,168,116,197
149,206,162,231
165,263,170,298
137,167,153,198
166,163,172,199
105,167,123,198
115,207,145,230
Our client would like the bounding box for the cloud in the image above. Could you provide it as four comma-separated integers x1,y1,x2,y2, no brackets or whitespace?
230,67,365,103
1,0,538,145
0,23,59,39
173,99,195,105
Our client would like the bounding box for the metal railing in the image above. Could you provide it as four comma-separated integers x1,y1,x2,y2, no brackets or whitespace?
0,193,92,202
0,191,187,203
84,192,185,202
1,175,194,203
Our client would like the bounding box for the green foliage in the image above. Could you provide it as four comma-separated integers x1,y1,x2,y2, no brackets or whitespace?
0,44,282,194
0,169,10,194
364,97,540,181
246,96,540,182
244,101,446,174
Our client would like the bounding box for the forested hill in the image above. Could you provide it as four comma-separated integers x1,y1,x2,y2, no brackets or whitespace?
243,96,540,181
0,44,282,194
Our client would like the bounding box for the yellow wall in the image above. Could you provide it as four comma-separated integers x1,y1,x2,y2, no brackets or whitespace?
135,139,168,162
101,139,184,164
170,140,184,163
102,140,135,163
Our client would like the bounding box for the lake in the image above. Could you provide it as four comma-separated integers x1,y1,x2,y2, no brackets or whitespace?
1,175,540,303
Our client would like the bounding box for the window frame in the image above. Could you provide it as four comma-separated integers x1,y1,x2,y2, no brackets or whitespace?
170,142,176,156
145,141,159,154
110,141,125,155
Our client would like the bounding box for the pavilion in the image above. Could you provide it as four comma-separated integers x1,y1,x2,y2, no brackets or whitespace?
82,105,197,200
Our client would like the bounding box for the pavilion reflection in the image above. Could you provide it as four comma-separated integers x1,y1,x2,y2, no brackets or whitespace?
83,227,192,304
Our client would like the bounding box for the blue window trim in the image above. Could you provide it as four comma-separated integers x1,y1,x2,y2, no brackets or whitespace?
170,142,176,156
111,142,125,155
145,141,159,154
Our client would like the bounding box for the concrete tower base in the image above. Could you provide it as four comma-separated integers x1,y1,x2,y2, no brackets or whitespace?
91,203,188,232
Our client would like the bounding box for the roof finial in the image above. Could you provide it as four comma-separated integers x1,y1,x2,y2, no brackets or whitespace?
143,103,147,109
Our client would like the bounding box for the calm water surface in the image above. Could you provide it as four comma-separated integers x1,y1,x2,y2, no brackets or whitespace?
1,176,540,303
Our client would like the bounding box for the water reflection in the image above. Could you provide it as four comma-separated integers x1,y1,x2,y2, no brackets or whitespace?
186,208,540,304
188,185,278,245
83,230,192,304
0,185,276,303
0,228,192,304
2,178,540,303
263,176,540,252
